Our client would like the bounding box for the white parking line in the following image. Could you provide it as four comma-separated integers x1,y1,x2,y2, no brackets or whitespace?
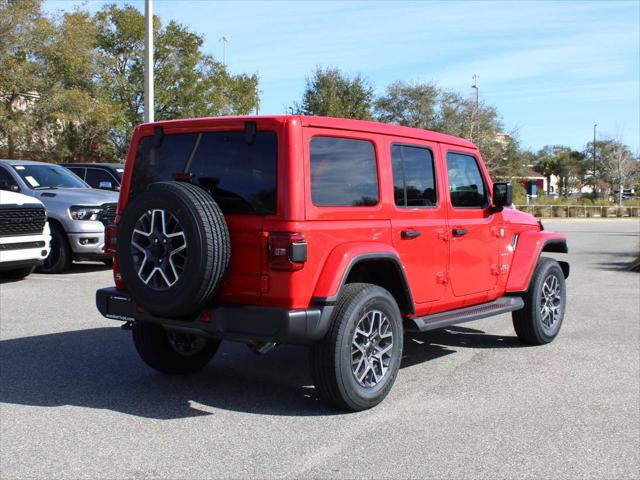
28,275,73,282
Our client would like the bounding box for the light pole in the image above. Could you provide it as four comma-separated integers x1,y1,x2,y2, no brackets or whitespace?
220,36,229,66
471,74,479,146
593,123,598,198
143,0,154,123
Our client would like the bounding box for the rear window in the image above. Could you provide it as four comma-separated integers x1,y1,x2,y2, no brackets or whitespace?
131,131,277,214
310,136,378,207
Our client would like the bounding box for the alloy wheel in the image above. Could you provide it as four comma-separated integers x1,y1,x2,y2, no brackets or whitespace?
131,209,187,290
351,309,394,388
539,274,562,334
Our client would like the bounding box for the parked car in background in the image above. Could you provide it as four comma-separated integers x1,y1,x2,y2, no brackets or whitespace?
0,188,51,279
0,160,119,273
64,163,124,191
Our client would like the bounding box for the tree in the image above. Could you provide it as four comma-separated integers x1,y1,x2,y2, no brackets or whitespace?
292,67,374,120
588,137,640,202
373,83,525,178
535,145,585,196
1,2,261,163
0,0,47,159
95,4,259,157
374,81,438,129
36,9,120,163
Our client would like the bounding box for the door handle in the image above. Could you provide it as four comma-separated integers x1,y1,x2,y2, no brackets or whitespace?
401,230,421,239
452,228,469,237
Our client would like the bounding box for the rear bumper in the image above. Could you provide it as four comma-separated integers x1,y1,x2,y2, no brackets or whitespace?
95,287,334,345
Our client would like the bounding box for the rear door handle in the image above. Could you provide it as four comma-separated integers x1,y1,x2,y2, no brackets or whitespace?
452,228,469,237
401,230,421,239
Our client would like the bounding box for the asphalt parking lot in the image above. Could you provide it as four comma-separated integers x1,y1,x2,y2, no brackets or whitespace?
1,219,639,479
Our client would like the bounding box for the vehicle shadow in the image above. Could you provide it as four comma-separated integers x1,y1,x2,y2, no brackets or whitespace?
1,262,109,283
0,275,27,285
0,325,523,419
588,250,639,272
64,262,112,274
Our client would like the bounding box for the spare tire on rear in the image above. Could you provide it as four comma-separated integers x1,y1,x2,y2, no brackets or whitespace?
116,181,230,317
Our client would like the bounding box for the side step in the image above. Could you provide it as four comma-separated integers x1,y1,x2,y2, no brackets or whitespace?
410,296,524,333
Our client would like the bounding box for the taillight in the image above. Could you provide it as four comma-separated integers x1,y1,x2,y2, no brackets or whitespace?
267,232,307,271
105,224,117,255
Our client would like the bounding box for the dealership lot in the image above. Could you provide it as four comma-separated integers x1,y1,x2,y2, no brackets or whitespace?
1,219,638,479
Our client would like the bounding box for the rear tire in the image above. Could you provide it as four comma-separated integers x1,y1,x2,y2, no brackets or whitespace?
38,224,72,274
132,321,220,374
512,257,566,345
310,283,403,411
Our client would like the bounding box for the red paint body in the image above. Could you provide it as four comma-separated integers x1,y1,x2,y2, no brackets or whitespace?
113,115,566,319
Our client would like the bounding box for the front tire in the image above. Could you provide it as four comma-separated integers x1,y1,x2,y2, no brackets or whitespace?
38,224,72,274
512,257,566,345
310,283,403,411
132,321,221,374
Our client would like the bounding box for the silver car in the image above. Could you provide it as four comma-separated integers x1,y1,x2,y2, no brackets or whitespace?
0,159,119,273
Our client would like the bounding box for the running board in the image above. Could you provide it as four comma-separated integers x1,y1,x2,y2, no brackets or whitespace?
409,296,524,333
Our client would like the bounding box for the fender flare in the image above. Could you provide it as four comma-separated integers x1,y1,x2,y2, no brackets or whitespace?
506,230,569,293
311,242,414,313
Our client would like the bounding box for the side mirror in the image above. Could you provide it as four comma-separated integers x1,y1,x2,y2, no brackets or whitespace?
0,180,19,192
98,181,113,190
492,182,512,211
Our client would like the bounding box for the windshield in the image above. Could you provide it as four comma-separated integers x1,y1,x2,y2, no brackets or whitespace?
13,164,88,189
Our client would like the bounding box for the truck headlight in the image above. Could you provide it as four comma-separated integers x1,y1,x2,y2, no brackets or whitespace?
69,206,103,221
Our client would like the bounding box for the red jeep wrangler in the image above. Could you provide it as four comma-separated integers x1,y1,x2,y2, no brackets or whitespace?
96,115,569,411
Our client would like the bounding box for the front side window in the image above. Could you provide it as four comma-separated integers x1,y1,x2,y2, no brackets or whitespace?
131,131,278,214
310,136,378,207
446,152,487,208
12,164,88,189
391,144,437,207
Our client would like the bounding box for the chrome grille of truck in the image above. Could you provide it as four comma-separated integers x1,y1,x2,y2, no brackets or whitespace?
100,203,118,226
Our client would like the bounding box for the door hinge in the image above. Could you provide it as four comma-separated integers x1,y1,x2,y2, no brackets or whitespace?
436,272,449,284
437,229,449,242
490,264,501,276
490,225,505,238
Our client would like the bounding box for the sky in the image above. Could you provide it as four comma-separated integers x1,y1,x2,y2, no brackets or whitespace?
44,0,640,153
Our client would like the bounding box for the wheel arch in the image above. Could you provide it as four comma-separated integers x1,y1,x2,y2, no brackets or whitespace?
46,217,71,249
312,244,414,315
506,230,569,293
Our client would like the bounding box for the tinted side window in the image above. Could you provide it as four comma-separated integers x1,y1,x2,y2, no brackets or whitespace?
446,152,487,208
391,144,436,207
67,167,86,180
131,131,277,214
0,167,20,191
85,168,115,188
310,137,378,207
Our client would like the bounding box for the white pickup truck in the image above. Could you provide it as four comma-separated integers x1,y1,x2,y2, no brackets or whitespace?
0,190,51,279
